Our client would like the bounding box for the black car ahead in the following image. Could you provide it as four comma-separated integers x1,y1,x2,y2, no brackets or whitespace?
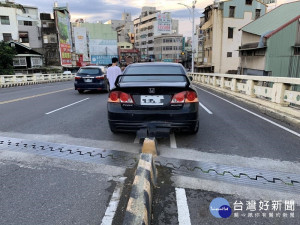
107,62,199,134
74,66,109,93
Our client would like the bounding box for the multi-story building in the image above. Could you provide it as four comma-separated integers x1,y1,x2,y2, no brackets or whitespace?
200,0,267,73
194,17,205,69
40,12,60,66
134,7,179,61
118,42,140,65
0,0,20,42
105,13,134,43
17,5,42,53
239,1,300,78
153,34,183,62
78,22,118,65
0,1,42,50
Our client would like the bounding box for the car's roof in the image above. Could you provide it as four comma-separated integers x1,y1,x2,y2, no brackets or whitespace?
128,62,183,67
81,66,105,69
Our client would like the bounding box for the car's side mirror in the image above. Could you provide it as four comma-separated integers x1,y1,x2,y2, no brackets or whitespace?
189,76,193,81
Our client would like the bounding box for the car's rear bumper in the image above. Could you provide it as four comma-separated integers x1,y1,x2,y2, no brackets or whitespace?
74,83,106,90
107,102,198,132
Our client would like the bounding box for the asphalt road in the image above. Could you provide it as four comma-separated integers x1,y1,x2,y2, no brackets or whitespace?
0,81,299,162
1,80,300,224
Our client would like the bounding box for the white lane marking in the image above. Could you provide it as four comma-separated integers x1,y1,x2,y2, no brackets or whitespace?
134,136,139,144
175,188,192,225
45,98,89,115
196,86,300,138
101,182,124,225
199,101,213,114
170,133,177,148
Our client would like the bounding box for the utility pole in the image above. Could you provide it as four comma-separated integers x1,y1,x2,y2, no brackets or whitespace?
178,1,197,72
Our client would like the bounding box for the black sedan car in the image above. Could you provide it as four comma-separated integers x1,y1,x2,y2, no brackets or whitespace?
74,66,109,93
107,62,199,134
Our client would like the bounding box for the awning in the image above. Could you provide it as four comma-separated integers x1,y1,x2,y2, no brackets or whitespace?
238,47,266,51
195,64,212,68
16,54,42,57
201,22,212,30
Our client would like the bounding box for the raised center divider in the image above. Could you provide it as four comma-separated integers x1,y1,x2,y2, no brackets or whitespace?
123,153,157,225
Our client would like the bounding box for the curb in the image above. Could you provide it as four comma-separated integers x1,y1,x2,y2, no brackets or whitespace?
123,153,157,225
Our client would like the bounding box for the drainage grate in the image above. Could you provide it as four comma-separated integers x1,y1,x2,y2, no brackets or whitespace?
0,136,138,168
155,156,300,194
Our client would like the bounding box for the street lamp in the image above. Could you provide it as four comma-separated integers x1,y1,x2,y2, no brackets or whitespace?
178,1,197,73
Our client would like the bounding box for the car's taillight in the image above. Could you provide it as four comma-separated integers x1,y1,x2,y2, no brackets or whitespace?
171,92,185,103
171,91,198,103
108,91,134,103
186,91,198,103
96,76,104,79
75,76,81,80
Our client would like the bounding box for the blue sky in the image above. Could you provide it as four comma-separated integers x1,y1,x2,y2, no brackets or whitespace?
15,0,296,37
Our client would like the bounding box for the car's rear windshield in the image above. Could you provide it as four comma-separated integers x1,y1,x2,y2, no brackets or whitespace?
124,66,184,75
78,68,102,75
121,75,186,82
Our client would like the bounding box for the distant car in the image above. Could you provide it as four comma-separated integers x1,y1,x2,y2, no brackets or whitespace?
107,62,199,134
74,66,109,94
63,71,72,75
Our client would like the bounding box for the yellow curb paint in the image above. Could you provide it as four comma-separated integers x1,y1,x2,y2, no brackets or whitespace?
142,138,157,156
0,88,73,105
138,159,152,171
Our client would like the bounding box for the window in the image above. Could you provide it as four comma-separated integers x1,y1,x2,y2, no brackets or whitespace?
123,66,185,75
228,27,233,39
31,57,43,67
227,52,232,57
294,47,300,55
245,0,253,5
24,21,33,26
255,9,261,19
3,33,12,42
19,32,29,43
0,16,10,25
13,57,27,66
229,6,235,18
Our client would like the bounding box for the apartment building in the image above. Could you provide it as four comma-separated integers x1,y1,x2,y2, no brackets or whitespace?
0,1,19,42
154,34,183,62
40,13,60,66
134,7,179,61
78,22,118,65
240,1,300,78
199,0,267,73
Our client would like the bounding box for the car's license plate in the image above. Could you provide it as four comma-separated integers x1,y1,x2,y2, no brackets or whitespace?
84,79,92,82
140,95,164,105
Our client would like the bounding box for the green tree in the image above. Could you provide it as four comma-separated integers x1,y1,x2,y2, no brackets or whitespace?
0,41,16,75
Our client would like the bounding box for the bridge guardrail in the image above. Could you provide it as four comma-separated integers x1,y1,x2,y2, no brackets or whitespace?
189,73,300,107
0,73,75,88
189,73,300,123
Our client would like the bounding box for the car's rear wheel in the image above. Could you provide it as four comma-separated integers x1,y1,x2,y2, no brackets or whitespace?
78,90,84,94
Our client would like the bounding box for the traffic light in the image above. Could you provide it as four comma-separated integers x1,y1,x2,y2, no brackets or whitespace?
181,52,185,55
